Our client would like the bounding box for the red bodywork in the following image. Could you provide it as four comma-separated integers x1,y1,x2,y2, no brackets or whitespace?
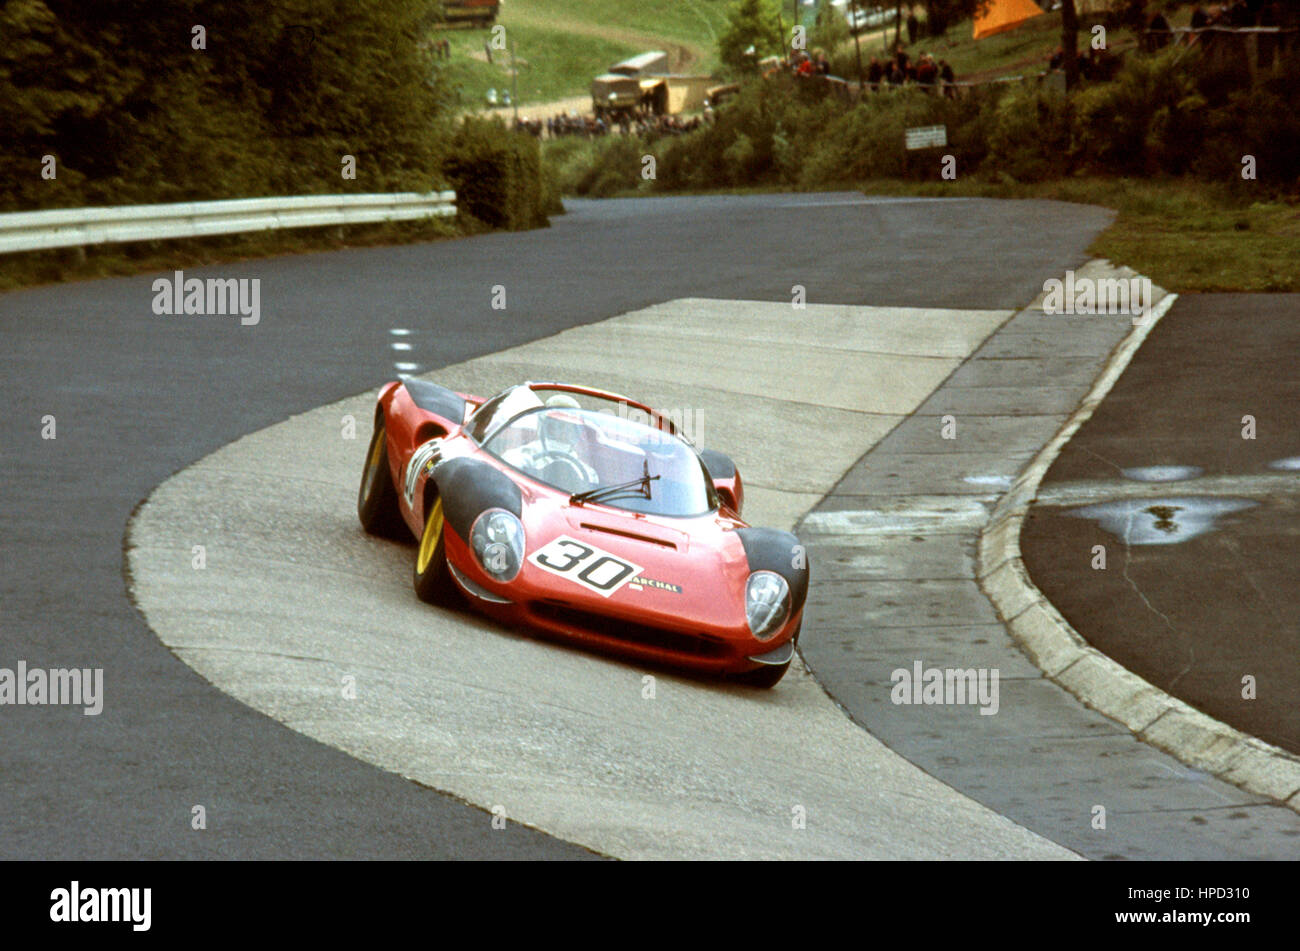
374,381,802,676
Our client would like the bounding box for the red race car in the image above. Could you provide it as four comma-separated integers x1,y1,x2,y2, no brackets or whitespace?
357,379,808,686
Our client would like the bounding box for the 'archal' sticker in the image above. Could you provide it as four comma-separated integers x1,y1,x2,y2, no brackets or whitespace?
529,535,643,598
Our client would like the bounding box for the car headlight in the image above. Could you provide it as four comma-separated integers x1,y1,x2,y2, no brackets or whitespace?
470,508,525,583
745,570,790,641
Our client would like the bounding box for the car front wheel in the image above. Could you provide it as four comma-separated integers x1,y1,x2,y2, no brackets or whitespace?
413,496,458,604
358,418,406,539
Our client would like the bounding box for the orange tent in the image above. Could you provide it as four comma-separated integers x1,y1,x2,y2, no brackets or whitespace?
973,0,1046,40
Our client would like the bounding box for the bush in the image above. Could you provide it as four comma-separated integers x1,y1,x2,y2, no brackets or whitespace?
983,85,1074,182
573,136,651,197
718,0,783,76
1200,60,1300,183
1,1,558,237
655,75,836,189
1072,48,1209,176
443,118,551,230
546,44,1300,197
799,88,989,187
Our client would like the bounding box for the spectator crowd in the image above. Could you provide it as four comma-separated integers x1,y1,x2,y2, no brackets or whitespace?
863,47,956,94
774,46,958,96
512,112,705,140
1145,1,1296,67
1186,1,1294,30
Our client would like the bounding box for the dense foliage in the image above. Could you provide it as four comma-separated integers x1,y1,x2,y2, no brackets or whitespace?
551,47,1300,197
445,117,558,230
717,0,783,75
0,0,551,229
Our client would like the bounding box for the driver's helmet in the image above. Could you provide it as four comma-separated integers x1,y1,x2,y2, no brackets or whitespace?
540,394,584,452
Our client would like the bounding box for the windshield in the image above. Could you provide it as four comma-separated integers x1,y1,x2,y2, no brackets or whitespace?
464,385,544,444
481,405,716,517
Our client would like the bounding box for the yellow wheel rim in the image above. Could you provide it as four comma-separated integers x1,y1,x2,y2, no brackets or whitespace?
417,497,444,574
364,426,386,497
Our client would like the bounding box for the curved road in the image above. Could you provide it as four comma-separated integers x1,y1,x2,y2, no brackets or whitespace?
0,193,1110,858
1023,292,1300,755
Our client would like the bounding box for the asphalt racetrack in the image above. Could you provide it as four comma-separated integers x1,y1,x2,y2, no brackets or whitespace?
1022,293,1300,755
2,193,1119,858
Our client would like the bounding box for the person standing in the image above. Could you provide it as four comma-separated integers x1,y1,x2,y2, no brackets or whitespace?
1146,10,1172,51
939,59,955,98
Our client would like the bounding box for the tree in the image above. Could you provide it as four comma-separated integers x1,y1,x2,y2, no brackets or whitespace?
719,0,783,74
0,0,452,209
923,0,976,37
812,0,853,76
1060,0,1080,90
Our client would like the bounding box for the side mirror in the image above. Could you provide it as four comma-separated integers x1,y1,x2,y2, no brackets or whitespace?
700,449,743,516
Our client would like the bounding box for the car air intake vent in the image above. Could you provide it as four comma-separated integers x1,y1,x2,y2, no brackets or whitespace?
578,523,678,549
532,602,726,657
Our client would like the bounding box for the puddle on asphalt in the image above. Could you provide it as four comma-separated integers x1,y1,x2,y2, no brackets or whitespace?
1268,457,1300,471
1121,465,1204,483
1066,497,1257,545
963,475,1014,488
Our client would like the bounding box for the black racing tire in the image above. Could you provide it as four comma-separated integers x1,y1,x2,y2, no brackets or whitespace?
734,624,800,688
413,496,459,605
358,417,407,539
735,661,789,688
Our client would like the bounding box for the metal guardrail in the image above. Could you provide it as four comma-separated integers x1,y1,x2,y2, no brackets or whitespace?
0,191,457,254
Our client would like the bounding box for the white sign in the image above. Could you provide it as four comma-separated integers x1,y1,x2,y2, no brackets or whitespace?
905,125,948,150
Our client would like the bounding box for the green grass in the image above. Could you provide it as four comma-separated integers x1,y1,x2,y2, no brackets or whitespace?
431,0,732,108
15,6,1290,296
853,176,1300,293
1090,197,1300,294
541,147,1300,292
872,11,1140,83
508,0,728,53
436,24,641,108
908,14,1066,79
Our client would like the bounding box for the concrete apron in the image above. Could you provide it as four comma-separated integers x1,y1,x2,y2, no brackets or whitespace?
126,296,1080,860
799,262,1300,859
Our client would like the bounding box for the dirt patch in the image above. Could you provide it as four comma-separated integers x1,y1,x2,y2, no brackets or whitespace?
475,95,592,121
504,9,708,72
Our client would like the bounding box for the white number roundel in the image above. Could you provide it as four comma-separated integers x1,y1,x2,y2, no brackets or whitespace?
529,535,642,597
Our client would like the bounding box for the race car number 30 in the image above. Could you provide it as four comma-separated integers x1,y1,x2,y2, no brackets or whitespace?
528,536,643,598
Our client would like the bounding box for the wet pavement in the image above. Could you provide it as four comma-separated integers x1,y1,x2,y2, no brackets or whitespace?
1022,293,1300,755
799,272,1300,858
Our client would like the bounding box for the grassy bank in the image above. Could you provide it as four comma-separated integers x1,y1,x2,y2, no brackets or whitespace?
542,127,1298,294
856,177,1300,293
432,0,728,110
840,12,1074,80
435,24,640,109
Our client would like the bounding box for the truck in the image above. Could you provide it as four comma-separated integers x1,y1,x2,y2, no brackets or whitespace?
435,1,500,28
591,51,670,120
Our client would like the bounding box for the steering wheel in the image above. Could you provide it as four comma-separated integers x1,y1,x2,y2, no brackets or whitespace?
531,450,593,491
